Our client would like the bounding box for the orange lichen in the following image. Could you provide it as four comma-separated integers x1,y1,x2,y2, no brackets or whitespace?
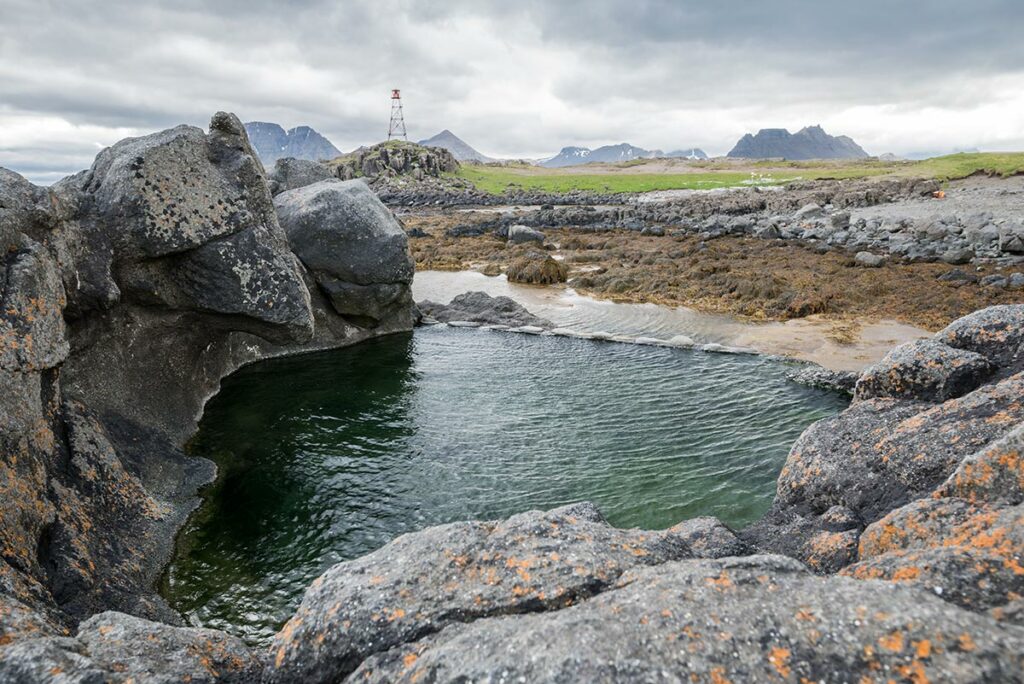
768,647,792,678
878,630,905,652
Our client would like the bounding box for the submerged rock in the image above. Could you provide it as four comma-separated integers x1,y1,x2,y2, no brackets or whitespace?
417,291,552,328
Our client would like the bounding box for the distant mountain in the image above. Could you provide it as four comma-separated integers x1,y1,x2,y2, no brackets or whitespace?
542,143,708,167
243,121,342,166
418,130,494,162
664,148,709,160
727,125,868,160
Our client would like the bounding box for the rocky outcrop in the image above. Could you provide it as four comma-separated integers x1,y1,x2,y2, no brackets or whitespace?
0,112,415,679
327,141,459,181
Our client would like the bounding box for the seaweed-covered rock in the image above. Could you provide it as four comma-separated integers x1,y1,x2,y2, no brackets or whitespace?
506,251,569,284
417,291,552,328
265,502,743,683
854,339,995,402
350,555,1024,683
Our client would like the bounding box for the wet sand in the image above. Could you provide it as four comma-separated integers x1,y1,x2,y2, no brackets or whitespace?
413,271,929,371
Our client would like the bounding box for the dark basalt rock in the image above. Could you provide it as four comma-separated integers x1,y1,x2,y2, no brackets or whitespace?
854,338,995,402
417,291,553,328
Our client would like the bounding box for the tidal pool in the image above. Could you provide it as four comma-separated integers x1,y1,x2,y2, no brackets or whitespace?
164,326,848,644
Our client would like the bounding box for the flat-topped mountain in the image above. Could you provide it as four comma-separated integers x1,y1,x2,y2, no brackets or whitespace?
244,121,342,166
727,125,868,160
418,129,495,163
542,143,707,167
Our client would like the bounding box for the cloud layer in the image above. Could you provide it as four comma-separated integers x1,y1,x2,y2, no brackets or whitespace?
3,0,1023,182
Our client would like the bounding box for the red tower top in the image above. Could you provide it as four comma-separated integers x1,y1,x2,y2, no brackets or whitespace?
391,89,401,99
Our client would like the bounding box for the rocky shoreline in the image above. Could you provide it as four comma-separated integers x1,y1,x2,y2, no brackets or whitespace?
440,176,1024,271
2,126,1024,682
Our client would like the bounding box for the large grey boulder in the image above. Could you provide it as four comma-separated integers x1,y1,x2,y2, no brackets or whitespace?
274,179,414,324
52,112,314,342
348,555,1024,683
854,339,995,402
267,157,334,195
508,224,545,245
264,502,745,683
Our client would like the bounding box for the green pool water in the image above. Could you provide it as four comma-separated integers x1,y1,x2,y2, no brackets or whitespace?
163,326,848,644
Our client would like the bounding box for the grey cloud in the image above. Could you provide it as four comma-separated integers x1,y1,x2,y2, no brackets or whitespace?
1,0,1023,182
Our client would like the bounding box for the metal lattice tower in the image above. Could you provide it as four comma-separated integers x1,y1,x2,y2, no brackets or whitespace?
387,89,407,141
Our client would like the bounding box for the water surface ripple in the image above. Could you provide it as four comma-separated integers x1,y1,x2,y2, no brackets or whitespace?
165,326,848,644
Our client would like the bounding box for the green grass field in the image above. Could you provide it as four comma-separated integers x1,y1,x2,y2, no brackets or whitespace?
454,152,1024,196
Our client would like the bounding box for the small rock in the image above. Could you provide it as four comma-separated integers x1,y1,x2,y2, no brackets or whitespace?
854,251,885,268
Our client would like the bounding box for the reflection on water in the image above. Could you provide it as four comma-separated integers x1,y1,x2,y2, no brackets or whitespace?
164,326,848,644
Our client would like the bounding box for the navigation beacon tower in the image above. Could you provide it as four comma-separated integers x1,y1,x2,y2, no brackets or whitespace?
387,89,408,141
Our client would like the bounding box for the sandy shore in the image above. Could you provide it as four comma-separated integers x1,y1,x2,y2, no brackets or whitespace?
414,271,929,371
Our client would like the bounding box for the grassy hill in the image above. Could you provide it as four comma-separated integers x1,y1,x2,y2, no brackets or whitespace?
455,152,1024,195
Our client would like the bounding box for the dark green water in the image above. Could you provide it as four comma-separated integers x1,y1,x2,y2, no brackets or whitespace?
164,326,848,644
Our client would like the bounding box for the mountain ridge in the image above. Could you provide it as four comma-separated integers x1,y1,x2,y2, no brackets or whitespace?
727,125,868,160
542,143,708,167
243,121,342,166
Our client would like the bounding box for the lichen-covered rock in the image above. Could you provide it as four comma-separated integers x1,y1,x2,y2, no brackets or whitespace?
417,291,553,328
52,112,314,341
854,339,994,402
0,611,259,683
267,157,334,195
743,370,1024,570
350,556,1024,683
939,424,1024,505
265,502,742,683
274,179,413,323
844,498,1024,613
937,304,1024,372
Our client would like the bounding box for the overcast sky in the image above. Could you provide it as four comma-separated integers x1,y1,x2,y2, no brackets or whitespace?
2,0,1023,183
